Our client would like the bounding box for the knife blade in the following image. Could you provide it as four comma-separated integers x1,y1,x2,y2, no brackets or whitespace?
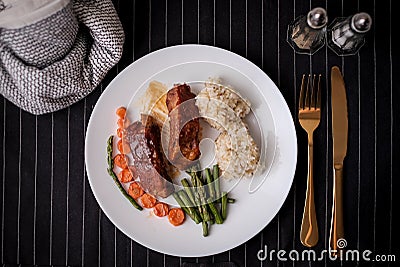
329,66,348,255
331,66,348,164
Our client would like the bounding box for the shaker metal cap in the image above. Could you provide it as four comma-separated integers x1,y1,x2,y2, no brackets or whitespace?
307,7,328,29
351,12,372,33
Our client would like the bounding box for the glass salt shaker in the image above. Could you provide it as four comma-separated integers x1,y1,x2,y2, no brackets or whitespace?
287,7,328,55
327,12,372,56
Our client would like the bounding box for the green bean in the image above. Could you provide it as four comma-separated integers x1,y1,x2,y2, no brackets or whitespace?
107,136,142,211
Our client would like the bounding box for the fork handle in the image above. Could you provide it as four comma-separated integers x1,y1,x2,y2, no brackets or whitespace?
329,164,344,255
300,135,319,247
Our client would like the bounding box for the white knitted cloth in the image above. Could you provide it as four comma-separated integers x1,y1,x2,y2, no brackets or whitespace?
0,0,124,114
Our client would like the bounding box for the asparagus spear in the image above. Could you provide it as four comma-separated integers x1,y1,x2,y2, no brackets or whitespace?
205,168,215,200
221,191,228,220
173,191,202,224
177,190,202,224
214,198,235,204
186,172,206,223
202,221,209,237
172,192,191,214
190,168,212,237
186,167,212,236
213,164,221,200
106,136,142,211
191,171,211,222
207,199,224,224
181,178,196,205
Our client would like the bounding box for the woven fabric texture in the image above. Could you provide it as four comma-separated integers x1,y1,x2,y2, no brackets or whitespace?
0,0,124,115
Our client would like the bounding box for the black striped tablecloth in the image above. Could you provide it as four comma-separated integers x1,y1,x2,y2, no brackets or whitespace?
1,0,398,266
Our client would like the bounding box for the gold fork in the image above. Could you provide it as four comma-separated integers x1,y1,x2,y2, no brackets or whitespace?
299,74,321,247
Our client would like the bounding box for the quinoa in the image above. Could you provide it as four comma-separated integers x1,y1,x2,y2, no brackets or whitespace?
195,80,260,179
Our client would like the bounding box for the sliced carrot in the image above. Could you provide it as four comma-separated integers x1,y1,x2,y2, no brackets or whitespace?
116,107,126,118
117,139,131,154
117,128,123,138
153,202,169,217
140,193,157,208
128,182,144,199
114,154,128,169
168,208,185,226
117,118,124,128
117,118,131,129
117,168,133,183
117,139,123,153
129,181,143,190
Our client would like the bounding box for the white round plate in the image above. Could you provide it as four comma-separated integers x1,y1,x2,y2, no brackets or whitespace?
85,44,297,257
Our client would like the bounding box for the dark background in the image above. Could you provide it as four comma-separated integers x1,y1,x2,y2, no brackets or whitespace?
1,0,398,266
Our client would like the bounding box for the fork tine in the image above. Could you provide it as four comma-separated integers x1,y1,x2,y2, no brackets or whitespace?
310,74,316,109
305,74,311,109
316,74,321,109
299,74,306,110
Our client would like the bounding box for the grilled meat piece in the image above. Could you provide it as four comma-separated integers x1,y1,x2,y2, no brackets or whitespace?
124,114,174,198
166,84,201,170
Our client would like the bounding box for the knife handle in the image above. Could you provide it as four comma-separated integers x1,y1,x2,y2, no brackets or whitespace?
300,140,319,247
329,164,344,255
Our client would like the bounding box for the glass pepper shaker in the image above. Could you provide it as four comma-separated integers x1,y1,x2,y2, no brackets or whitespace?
287,7,328,55
327,12,372,56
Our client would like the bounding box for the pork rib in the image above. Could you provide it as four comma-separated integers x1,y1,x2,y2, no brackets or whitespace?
124,114,174,198
166,84,201,170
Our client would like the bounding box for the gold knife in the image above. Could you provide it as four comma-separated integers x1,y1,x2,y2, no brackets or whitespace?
329,66,348,255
